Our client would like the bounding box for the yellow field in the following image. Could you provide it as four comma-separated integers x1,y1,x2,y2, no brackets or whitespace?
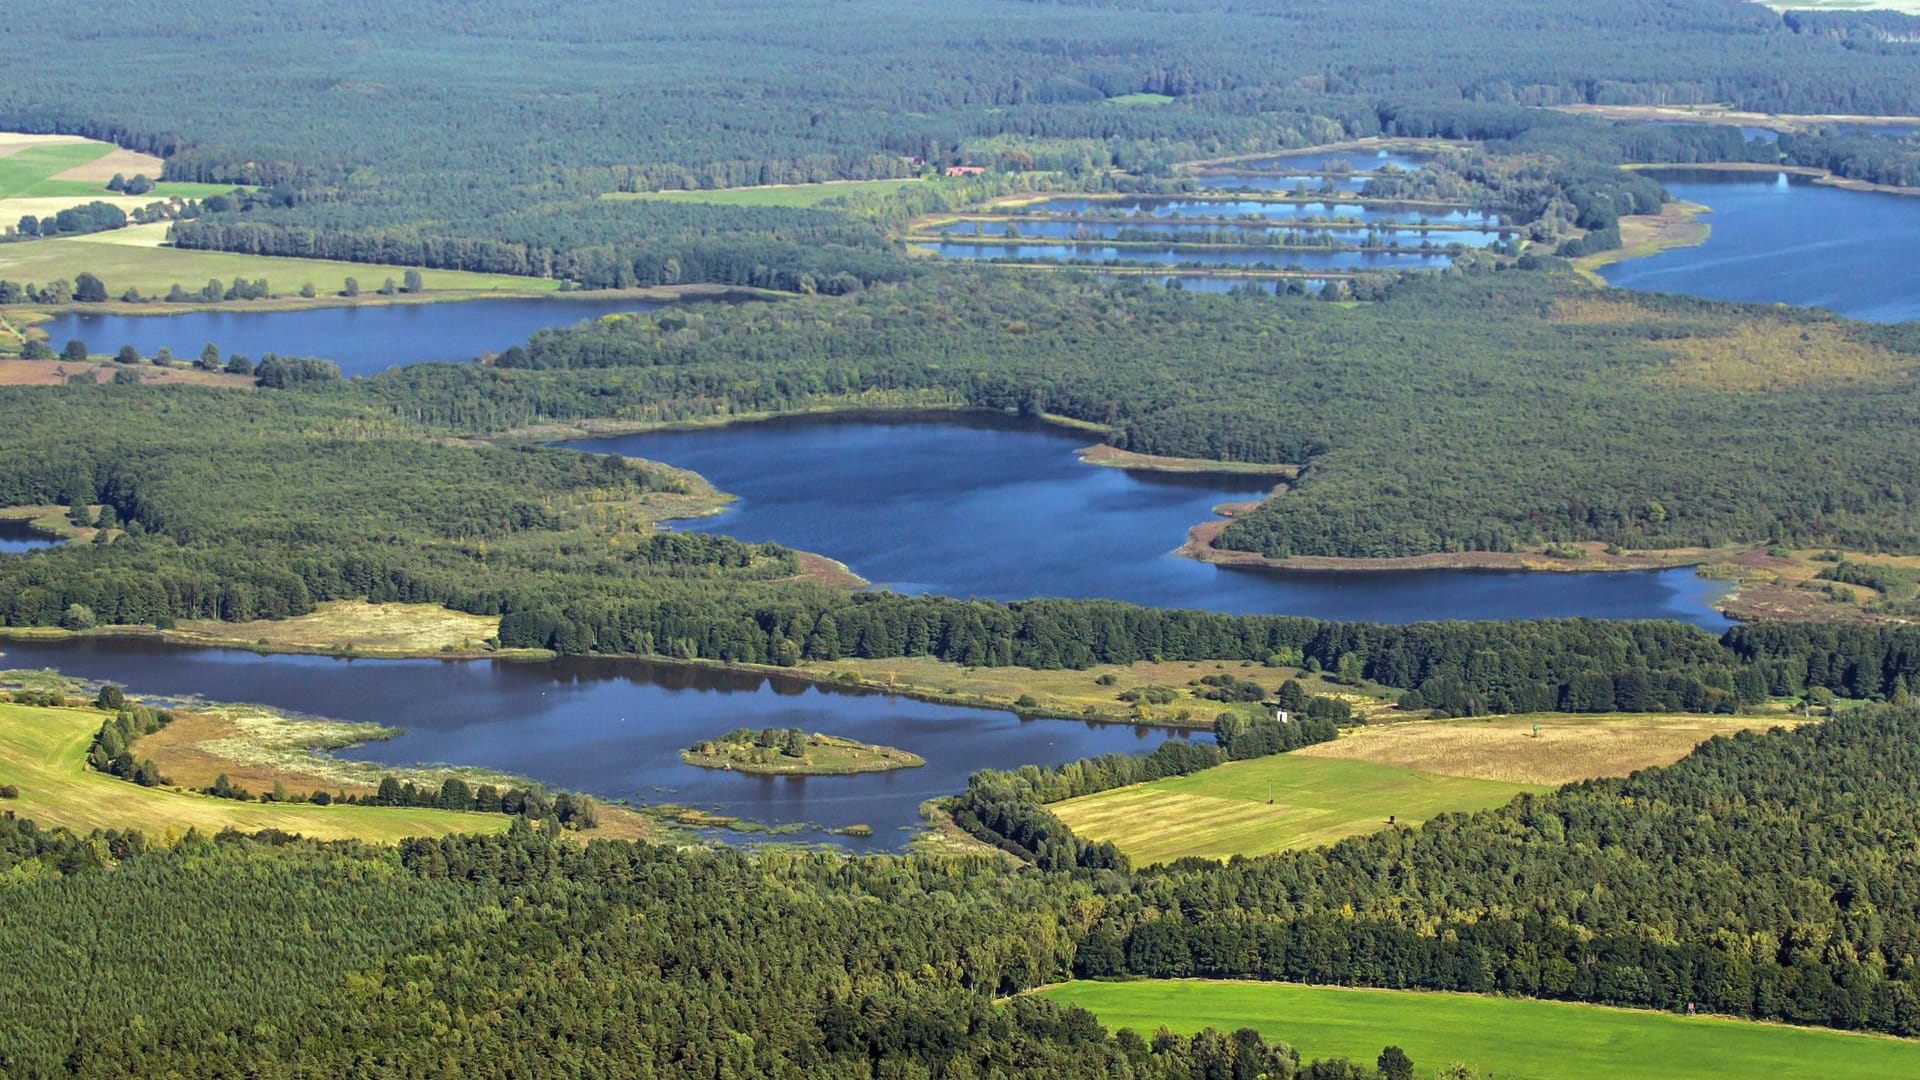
0,699,510,842
174,600,503,656
1294,712,1798,785
1052,712,1792,864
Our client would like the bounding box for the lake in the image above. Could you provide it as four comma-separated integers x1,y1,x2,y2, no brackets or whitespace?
0,519,60,553
563,412,1732,627
34,296,673,378
1601,169,1920,323
0,636,1199,849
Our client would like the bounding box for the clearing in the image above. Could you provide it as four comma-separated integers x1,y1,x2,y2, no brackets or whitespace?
1036,980,1920,1080
1050,754,1537,864
0,134,232,213
0,222,560,300
604,177,925,208
1051,712,1788,863
0,699,509,842
797,654,1394,725
173,600,504,657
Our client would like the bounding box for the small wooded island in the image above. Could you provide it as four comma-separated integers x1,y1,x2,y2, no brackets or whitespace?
680,727,925,775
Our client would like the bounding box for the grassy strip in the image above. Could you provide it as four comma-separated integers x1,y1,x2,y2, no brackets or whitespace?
1035,980,1920,1080
0,699,510,842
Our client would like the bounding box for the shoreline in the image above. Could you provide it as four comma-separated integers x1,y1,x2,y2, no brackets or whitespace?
4,282,768,323
1623,160,1920,200
1176,501,1736,577
1570,199,1711,283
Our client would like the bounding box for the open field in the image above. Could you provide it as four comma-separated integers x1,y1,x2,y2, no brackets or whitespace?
0,356,255,385
604,177,926,207
1106,92,1175,106
1294,711,1799,786
0,222,560,300
1051,711,1792,864
175,600,504,657
1552,102,1920,131
1050,754,1537,864
0,135,232,211
1036,980,1920,1080
0,699,511,842
797,654,1394,725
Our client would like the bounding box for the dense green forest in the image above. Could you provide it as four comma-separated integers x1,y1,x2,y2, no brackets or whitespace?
376,268,1920,559
6,706,1920,1073
6,0,1920,284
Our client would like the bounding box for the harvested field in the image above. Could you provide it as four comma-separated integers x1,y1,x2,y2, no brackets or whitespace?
1294,712,1800,786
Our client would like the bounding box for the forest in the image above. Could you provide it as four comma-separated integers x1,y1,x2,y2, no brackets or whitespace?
7,0,1920,286
4,705,1919,1074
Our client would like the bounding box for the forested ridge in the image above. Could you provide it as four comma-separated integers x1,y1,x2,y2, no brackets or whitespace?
6,707,1920,1073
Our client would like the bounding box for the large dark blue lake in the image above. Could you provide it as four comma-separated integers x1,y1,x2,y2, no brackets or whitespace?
35,296,670,378
564,412,1731,627
1601,170,1920,323
0,636,1196,849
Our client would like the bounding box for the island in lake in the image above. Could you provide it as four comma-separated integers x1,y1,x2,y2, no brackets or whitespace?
681,727,926,775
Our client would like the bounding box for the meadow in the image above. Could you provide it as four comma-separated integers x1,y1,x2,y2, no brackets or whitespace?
0,699,509,842
1036,980,1920,1080
603,177,925,208
1050,712,1790,863
1049,753,1535,864
0,136,232,204
0,222,560,300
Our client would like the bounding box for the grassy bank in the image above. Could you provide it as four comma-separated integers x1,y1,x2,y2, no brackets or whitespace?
0,222,561,303
1035,980,1920,1080
0,698,511,842
1570,199,1711,283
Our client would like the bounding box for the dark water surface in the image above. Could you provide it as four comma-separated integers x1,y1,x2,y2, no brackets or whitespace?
0,636,1197,848
565,413,1732,627
34,296,672,378
1600,170,1920,323
0,519,61,553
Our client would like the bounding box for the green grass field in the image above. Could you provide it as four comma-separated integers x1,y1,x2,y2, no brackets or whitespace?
0,223,558,298
0,141,231,201
1049,754,1537,865
1038,981,1920,1080
1107,92,1175,106
604,177,926,207
0,699,508,842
